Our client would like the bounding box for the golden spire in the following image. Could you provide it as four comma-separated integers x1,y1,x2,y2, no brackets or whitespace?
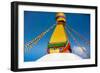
56,12,66,24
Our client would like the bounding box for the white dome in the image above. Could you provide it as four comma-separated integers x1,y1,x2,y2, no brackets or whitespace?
37,53,81,62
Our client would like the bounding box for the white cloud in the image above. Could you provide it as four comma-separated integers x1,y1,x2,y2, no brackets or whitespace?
72,46,88,58
73,46,86,53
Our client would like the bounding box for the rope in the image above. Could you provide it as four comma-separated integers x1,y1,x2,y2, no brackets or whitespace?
25,24,56,49
65,26,89,57
67,24,90,46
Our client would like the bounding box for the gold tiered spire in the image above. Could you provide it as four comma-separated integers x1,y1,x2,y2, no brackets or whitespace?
47,12,71,54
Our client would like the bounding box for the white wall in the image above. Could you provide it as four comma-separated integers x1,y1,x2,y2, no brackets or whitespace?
0,0,99,73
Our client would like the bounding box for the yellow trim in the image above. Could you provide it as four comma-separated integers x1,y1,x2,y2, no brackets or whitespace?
49,48,60,53
57,18,66,22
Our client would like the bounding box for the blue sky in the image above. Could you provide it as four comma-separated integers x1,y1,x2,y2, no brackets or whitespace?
24,11,90,62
